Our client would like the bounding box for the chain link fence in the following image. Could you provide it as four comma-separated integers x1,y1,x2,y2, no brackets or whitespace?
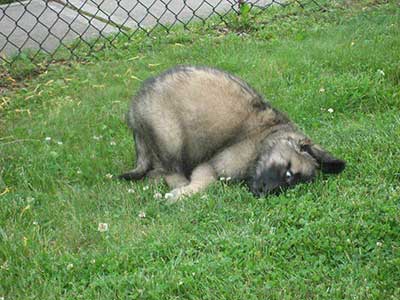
0,0,321,65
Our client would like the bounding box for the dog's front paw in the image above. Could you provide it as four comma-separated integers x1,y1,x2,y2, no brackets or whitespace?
164,187,187,204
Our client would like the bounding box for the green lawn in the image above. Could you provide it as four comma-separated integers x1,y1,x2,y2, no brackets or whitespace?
1,1,399,299
0,0,17,5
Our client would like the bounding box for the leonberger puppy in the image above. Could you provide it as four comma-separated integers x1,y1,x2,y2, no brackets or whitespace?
119,66,345,203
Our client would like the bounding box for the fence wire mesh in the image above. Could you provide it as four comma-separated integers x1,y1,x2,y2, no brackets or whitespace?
0,0,321,65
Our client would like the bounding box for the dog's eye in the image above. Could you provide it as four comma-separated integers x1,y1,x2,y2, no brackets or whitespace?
285,170,293,181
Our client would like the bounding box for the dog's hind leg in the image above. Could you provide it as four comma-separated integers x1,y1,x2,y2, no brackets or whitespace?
118,133,151,181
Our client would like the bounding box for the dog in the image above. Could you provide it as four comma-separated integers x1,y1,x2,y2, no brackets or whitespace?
119,66,345,203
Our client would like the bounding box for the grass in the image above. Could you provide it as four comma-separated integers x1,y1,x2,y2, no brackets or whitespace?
1,1,400,299
0,0,17,5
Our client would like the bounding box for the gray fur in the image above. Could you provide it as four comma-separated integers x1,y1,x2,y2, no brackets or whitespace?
119,66,345,203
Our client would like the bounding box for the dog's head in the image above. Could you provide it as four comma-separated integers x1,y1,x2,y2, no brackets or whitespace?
249,135,346,196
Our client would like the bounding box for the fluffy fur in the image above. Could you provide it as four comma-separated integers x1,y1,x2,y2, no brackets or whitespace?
119,66,345,202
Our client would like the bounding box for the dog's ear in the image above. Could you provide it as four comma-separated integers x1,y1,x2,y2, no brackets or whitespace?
300,140,346,174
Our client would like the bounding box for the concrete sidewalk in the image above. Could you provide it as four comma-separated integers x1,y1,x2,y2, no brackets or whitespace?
61,0,237,29
0,0,274,57
0,0,118,56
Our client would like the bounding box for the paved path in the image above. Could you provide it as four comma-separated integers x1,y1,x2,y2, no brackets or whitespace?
62,0,237,28
0,0,273,57
0,0,117,56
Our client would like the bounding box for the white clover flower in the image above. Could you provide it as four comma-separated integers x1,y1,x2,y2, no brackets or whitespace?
26,196,35,203
105,173,113,179
98,223,109,232
77,169,82,174
127,188,135,194
376,241,383,247
327,108,334,113
154,192,162,199
164,192,174,199
32,221,38,226
45,137,51,141
219,177,226,181
1,261,9,270
377,69,385,76
226,177,232,181
138,211,146,218
67,263,74,270
110,141,116,146
142,185,149,191
319,87,325,93
90,259,96,264
57,141,63,145
93,135,102,140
